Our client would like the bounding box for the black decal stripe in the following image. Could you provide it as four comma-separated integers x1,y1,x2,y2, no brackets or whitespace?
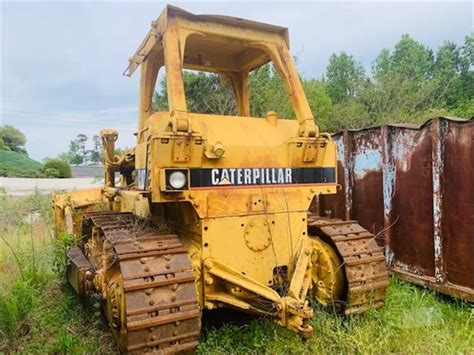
189,168,335,188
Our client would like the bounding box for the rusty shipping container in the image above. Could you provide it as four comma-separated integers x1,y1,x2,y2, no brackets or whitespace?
318,117,474,301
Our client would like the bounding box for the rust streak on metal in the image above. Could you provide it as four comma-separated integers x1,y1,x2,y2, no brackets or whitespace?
319,117,474,301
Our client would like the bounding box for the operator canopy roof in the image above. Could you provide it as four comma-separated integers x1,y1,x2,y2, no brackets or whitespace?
124,5,290,76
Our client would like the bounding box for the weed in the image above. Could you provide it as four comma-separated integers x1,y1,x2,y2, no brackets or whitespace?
0,278,35,340
52,233,79,274
197,278,473,354
52,327,77,353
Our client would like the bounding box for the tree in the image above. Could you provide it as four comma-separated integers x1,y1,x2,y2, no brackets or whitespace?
357,34,459,124
153,71,237,115
76,134,88,165
302,79,333,131
328,99,373,132
453,34,474,117
0,125,27,154
59,139,84,165
373,34,433,83
432,41,461,107
89,134,103,165
325,52,366,103
152,63,333,129
248,63,295,118
153,63,305,119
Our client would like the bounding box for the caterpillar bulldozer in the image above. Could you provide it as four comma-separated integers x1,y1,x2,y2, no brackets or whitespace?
52,5,389,353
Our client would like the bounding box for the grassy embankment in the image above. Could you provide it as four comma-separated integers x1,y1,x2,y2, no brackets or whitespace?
0,151,43,177
0,191,472,353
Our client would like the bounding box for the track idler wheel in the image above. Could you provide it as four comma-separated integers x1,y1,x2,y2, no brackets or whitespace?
310,238,345,311
307,215,389,315
104,272,128,351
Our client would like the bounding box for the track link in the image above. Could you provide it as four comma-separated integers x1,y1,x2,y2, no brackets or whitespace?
307,214,389,315
84,212,201,354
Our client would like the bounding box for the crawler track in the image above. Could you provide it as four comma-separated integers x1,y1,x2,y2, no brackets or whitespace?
83,212,201,354
307,214,389,315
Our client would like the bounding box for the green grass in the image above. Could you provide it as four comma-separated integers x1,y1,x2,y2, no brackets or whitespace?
197,279,473,354
0,150,43,177
0,191,472,353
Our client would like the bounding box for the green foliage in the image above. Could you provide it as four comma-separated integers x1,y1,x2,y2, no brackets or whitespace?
451,97,474,117
0,192,54,347
198,278,473,354
374,34,433,82
59,134,89,165
44,168,60,178
76,134,88,165
154,65,296,119
0,150,43,177
88,134,103,165
42,159,72,178
154,71,237,115
248,64,294,118
0,125,27,154
367,34,474,122
52,233,78,274
0,138,6,151
325,52,366,103
52,327,77,353
0,193,114,353
303,79,333,129
326,98,373,131
0,279,36,340
184,72,237,115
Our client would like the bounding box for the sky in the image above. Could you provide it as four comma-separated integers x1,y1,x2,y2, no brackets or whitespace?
1,1,473,161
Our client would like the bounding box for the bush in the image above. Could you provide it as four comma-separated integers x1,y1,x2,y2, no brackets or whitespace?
0,138,5,151
42,159,72,178
44,168,60,178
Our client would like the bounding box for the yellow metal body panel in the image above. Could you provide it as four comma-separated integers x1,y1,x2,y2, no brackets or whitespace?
52,188,106,235
144,112,337,215
201,212,307,285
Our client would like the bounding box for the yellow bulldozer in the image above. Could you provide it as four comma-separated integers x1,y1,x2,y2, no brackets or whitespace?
52,6,388,353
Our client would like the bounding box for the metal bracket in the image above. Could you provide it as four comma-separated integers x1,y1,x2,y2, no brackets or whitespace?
170,110,191,133
172,138,191,162
303,142,317,162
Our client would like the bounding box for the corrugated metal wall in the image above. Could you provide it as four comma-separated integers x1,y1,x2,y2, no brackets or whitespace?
318,117,474,301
